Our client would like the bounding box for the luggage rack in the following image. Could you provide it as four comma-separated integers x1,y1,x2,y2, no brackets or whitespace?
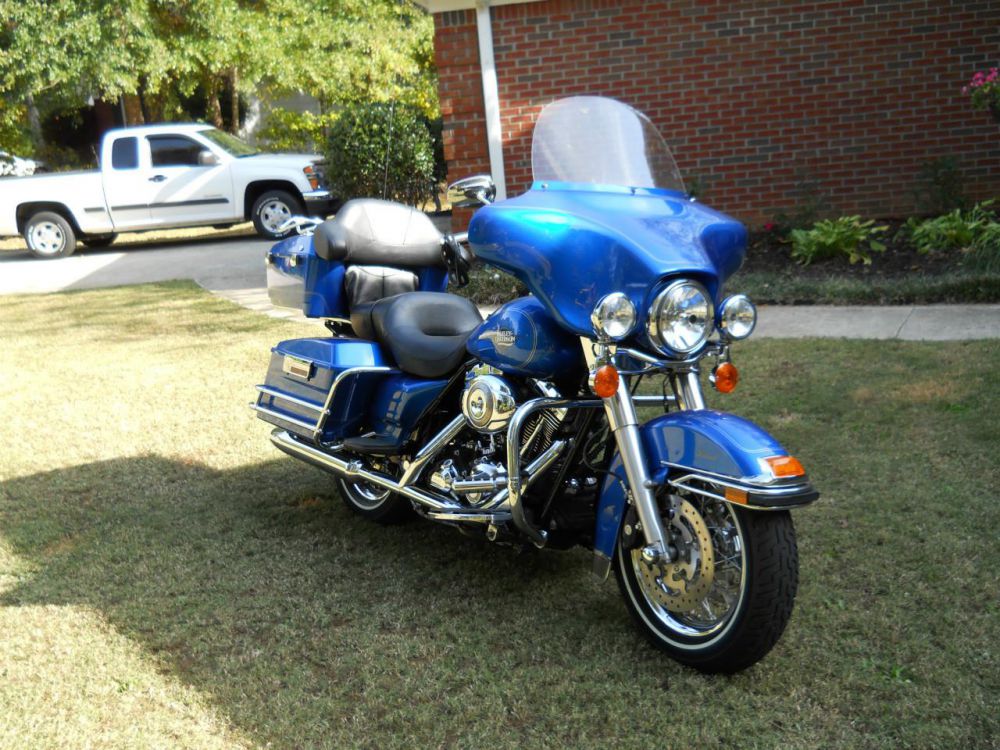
252,365,396,442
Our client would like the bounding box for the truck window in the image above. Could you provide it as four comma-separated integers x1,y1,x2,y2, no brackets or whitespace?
148,136,205,167
111,137,139,170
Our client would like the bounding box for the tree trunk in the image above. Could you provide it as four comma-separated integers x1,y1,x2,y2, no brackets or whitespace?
206,76,224,129
25,92,43,150
229,68,240,133
138,78,152,124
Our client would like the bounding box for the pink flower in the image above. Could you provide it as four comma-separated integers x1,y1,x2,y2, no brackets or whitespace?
763,222,776,231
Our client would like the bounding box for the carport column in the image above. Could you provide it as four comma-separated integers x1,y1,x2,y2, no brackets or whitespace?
475,1,507,201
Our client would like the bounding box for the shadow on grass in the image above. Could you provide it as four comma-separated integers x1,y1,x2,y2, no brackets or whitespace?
0,454,653,747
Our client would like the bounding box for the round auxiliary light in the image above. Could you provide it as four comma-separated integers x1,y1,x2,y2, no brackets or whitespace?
591,292,636,340
647,280,714,354
718,294,757,340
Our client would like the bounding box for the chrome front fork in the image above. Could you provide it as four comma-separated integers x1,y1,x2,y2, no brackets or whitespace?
582,338,691,562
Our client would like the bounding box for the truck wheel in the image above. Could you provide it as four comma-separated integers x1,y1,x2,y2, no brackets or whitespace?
252,190,302,240
24,211,76,259
81,233,117,249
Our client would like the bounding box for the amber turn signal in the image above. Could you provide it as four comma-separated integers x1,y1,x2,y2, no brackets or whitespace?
711,361,739,393
764,455,806,478
592,364,620,398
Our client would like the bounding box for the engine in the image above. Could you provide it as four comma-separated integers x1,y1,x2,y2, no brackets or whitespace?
461,374,517,433
429,371,566,508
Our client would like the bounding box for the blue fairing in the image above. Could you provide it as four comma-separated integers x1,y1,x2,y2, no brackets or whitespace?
592,411,790,558
467,296,583,379
468,183,746,338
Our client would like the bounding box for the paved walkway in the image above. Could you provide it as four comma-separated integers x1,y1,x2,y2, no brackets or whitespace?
1,236,997,339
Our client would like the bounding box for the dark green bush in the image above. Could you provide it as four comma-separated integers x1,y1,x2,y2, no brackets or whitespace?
789,216,887,265
324,103,435,207
900,200,997,254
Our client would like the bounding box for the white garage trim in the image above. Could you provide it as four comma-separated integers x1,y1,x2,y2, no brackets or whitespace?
475,2,507,201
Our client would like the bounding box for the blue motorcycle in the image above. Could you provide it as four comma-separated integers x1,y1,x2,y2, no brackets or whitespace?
255,96,818,673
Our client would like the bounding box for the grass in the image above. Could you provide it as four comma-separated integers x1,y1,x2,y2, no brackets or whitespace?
1,282,998,749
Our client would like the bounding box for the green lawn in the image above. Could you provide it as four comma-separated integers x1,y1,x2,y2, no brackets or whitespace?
0,283,997,749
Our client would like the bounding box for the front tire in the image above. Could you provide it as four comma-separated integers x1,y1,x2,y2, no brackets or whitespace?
251,189,302,240
614,496,798,673
24,211,76,258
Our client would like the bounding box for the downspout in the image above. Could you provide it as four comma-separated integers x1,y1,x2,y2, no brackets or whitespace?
475,1,507,201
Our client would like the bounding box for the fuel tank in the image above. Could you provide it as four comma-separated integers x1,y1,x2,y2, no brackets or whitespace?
466,296,583,379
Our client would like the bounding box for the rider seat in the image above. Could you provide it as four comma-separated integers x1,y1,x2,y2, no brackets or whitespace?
350,292,482,378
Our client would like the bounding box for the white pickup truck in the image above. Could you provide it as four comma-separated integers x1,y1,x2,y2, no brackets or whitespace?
0,124,335,258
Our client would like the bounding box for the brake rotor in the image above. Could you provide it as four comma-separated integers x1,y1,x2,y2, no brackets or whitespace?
635,498,715,613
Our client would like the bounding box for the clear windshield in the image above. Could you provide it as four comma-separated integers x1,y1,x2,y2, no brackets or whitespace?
200,128,260,157
531,96,684,192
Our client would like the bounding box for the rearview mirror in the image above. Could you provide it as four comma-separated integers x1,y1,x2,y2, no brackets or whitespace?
447,174,496,208
198,150,220,166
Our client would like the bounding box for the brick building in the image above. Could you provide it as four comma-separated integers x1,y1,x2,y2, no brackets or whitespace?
419,0,1000,225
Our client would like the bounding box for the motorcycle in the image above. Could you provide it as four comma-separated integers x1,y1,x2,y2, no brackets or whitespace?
254,96,818,673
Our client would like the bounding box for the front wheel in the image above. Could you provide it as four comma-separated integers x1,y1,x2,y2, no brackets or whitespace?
614,495,798,673
251,189,302,240
24,211,76,258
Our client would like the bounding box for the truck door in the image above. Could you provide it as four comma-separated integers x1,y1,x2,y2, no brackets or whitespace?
144,135,234,226
102,136,154,229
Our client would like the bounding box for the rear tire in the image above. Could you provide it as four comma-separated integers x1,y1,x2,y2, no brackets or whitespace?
336,476,413,525
251,189,302,240
24,211,76,258
614,498,798,673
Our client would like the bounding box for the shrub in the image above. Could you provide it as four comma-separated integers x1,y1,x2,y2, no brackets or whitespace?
901,201,996,254
790,216,888,265
963,67,1000,115
963,220,1000,273
324,102,435,208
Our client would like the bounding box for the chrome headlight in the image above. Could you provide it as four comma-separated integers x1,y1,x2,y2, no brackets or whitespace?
647,280,714,354
718,294,757,340
591,292,636,340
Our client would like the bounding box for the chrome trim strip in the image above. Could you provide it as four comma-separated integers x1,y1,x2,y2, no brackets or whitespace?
659,461,807,492
254,385,325,413
425,510,512,524
666,473,817,511
252,404,320,432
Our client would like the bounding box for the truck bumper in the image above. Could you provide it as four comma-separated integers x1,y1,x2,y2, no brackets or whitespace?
303,189,337,217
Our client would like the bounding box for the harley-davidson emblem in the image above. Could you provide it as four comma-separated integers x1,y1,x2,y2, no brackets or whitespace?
483,329,516,348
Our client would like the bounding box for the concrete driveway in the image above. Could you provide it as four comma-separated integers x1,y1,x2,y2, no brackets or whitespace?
1,234,998,339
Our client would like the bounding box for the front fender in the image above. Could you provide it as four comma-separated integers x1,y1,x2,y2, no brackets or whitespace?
593,410,819,560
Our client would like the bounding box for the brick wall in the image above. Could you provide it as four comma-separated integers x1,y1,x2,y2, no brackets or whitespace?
434,0,1000,225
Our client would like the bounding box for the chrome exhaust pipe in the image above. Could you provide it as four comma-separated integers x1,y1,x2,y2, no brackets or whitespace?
269,429,464,512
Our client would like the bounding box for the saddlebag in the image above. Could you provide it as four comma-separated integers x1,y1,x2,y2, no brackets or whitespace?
253,337,393,442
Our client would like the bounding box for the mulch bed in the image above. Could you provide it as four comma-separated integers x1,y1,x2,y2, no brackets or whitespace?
743,220,963,279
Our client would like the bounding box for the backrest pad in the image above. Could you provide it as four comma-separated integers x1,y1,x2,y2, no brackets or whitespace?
313,199,445,268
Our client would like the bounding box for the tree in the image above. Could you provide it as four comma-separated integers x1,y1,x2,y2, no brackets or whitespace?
0,0,437,156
